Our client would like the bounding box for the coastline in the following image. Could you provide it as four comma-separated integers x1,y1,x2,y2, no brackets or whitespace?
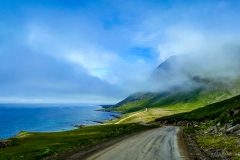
95,106,123,122
0,105,122,139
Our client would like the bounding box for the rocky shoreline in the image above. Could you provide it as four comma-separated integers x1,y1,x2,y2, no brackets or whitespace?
71,108,122,127
95,107,122,120
85,120,104,124
71,124,86,128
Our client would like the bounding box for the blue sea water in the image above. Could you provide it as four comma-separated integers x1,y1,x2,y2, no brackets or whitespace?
0,104,119,139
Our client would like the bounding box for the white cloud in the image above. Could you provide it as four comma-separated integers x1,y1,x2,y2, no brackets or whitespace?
65,49,117,70
157,25,205,62
25,21,155,87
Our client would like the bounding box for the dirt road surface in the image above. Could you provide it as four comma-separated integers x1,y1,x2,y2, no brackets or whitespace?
115,107,148,124
85,126,189,160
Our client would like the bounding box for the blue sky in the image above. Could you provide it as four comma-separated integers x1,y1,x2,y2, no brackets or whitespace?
1,0,240,103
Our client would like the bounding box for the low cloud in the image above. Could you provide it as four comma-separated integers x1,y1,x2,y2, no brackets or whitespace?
145,44,240,93
0,47,126,103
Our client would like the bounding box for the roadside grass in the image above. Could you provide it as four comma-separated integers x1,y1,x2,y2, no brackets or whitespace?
0,123,156,160
183,123,240,160
195,134,240,160
185,123,240,160
153,94,240,160
101,81,240,159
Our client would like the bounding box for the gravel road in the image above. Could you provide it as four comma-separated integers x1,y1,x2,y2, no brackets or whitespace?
85,126,189,160
115,107,148,124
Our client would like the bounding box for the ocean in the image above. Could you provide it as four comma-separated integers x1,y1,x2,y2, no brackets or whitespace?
0,103,120,139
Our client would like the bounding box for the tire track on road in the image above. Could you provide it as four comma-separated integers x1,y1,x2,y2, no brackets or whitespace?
85,126,190,160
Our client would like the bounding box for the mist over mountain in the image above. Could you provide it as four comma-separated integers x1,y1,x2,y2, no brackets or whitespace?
146,45,240,93
113,46,240,109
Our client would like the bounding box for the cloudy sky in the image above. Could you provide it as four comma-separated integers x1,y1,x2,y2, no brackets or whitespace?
1,0,240,103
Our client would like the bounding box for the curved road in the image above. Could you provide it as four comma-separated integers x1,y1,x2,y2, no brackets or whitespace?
115,107,148,124
85,126,189,160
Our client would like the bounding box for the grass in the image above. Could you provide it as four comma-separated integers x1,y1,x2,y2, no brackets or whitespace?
184,122,240,160
2,81,240,159
154,93,240,160
106,106,191,124
103,81,240,159
195,134,240,160
0,123,156,160
104,82,240,124
155,94,240,123
110,79,240,118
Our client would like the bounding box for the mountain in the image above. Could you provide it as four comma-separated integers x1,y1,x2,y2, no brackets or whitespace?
112,82,240,112
111,52,240,113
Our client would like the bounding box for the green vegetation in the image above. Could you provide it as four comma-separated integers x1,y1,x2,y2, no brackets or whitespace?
195,133,240,160
184,120,240,160
0,123,156,160
105,87,237,123
110,79,240,116
153,93,240,160
155,94,240,123
102,80,240,159
102,80,240,123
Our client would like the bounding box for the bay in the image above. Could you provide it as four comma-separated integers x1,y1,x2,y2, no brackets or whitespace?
0,103,119,139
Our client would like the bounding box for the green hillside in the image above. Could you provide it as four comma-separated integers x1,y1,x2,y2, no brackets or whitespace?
108,54,240,123
155,93,240,124
111,80,240,114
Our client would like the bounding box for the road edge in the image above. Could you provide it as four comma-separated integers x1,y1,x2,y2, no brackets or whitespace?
177,127,192,160
181,130,211,160
65,128,157,160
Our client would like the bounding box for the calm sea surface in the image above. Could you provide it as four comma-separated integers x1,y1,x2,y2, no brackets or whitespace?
0,104,119,139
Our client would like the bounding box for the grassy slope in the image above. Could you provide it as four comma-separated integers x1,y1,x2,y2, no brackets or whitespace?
128,86,233,111
0,124,156,160
155,93,240,124
107,80,240,123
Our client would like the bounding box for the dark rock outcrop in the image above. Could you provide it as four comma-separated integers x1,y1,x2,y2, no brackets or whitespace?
0,140,9,149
